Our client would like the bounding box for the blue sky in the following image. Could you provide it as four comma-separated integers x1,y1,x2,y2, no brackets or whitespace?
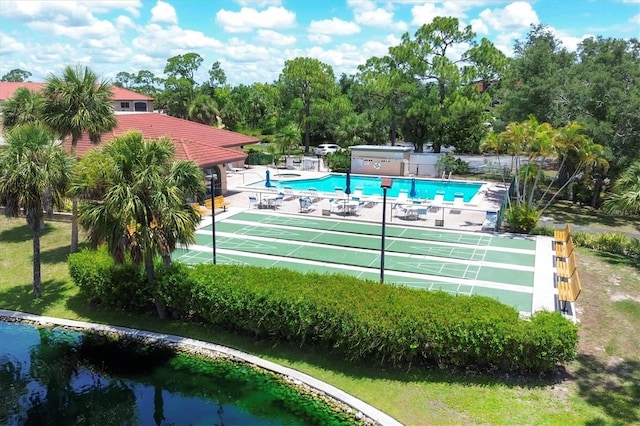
1,0,638,86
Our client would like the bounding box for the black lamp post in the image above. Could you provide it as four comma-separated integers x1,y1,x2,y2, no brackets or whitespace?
380,178,393,283
206,174,218,265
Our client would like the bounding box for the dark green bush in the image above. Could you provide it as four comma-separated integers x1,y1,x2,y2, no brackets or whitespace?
68,246,153,312
164,263,577,374
245,148,274,165
69,250,579,374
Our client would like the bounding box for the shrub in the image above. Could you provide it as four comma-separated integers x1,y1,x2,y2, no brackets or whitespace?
69,251,579,374
68,246,153,312
505,203,540,233
531,227,640,259
164,263,577,374
245,148,273,165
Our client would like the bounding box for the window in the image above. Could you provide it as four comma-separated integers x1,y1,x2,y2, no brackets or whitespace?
120,102,130,109
134,102,147,112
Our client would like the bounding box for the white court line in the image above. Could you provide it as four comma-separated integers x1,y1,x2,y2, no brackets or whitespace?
224,217,536,256
206,228,536,272
176,244,533,295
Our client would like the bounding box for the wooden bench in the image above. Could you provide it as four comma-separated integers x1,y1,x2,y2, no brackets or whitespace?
556,251,577,279
554,223,571,244
190,202,208,217
204,195,229,211
558,269,582,312
555,236,575,259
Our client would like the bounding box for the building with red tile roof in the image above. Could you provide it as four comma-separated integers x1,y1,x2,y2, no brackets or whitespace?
0,82,261,194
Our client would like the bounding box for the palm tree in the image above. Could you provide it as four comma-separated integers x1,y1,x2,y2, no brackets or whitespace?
0,124,74,297
70,131,204,318
188,93,220,125
275,123,301,160
603,161,640,216
42,65,117,253
1,87,45,131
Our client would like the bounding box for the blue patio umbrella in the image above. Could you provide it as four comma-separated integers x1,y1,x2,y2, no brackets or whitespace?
265,170,272,187
409,177,417,198
345,169,351,196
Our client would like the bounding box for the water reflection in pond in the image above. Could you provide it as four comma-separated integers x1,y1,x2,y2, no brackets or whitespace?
0,321,358,425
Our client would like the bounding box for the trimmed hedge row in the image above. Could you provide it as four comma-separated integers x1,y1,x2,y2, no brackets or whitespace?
69,249,578,374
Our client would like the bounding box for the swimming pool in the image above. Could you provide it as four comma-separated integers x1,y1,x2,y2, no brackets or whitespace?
250,174,483,202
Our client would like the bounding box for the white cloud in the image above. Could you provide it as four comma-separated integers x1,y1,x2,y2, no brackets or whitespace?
630,13,640,24
479,1,539,32
347,0,408,31
116,15,137,31
150,1,178,25
308,34,332,44
255,29,296,46
471,18,489,35
548,27,594,52
492,31,523,56
221,38,274,62
0,32,25,54
309,18,360,36
235,0,282,6
131,24,223,58
0,0,141,23
29,19,118,41
216,6,296,33
410,2,472,25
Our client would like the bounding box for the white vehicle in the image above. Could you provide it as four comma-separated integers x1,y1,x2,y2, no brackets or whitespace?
314,143,340,156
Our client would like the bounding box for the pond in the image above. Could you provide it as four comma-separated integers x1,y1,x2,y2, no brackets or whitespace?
0,320,360,425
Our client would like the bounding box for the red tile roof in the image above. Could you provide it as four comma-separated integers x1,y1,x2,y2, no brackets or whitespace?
0,82,152,101
62,112,258,167
0,82,44,99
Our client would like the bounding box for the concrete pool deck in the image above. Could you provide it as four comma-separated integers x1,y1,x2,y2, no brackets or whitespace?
224,165,508,233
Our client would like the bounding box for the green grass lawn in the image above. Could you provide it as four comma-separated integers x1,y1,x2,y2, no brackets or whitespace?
1,215,638,425
540,201,640,235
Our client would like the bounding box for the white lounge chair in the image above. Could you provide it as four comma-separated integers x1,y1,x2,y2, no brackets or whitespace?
308,188,321,203
248,195,258,209
429,190,446,214
482,211,498,231
393,190,410,217
227,162,244,173
450,192,464,214
299,197,315,213
283,186,296,200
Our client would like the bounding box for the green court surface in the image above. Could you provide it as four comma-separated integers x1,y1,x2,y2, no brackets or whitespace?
173,210,539,313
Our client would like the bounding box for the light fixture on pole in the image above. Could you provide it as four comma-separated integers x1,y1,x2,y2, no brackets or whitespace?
380,178,393,283
206,174,218,265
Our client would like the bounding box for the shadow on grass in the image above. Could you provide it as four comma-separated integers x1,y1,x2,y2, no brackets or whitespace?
0,279,69,315
594,251,640,273
0,222,53,243
39,242,88,265
545,202,640,233
574,354,640,425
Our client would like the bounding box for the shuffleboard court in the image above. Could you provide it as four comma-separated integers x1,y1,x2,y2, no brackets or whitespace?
173,210,548,314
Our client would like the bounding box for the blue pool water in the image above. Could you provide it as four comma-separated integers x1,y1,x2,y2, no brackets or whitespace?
253,174,482,202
